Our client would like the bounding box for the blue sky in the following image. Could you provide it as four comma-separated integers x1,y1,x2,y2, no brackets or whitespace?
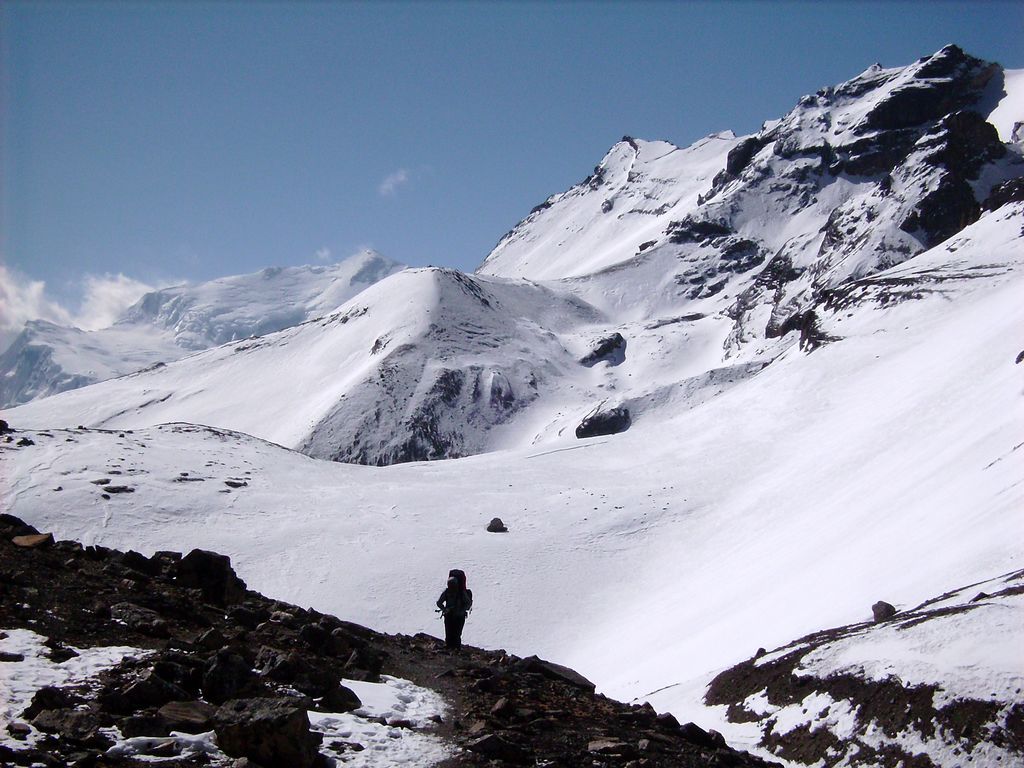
1,0,1021,329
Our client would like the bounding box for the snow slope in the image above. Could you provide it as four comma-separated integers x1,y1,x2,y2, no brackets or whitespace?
5,203,1022,765
0,250,405,408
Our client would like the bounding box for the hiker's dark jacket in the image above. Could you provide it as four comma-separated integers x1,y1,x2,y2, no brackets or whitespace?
436,587,472,617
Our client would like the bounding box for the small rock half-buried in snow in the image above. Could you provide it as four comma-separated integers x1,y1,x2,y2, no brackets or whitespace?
309,675,454,767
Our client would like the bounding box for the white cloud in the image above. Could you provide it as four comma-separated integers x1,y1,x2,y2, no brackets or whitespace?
315,247,332,262
378,168,410,197
0,266,161,353
0,265,73,352
74,273,157,331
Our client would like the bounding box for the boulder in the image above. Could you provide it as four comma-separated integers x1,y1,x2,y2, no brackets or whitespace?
12,533,54,549
320,683,362,713
679,721,726,749
195,627,227,651
22,686,82,720
176,548,247,606
203,650,259,704
467,733,533,764
100,670,190,715
227,604,266,629
214,697,322,768
513,655,596,692
588,738,636,757
110,602,169,637
31,708,109,746
158,700,218,733
580,333,626,367
119,712,168,738
872,601,897,622
575,407,631,439
487,517,508,533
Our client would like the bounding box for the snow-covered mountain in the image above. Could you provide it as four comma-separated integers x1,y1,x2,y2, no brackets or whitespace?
3,46,1023,766
0,249,405,408
8,46,1023,469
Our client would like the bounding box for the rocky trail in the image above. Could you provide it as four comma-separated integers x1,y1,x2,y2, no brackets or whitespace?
0,514,777,767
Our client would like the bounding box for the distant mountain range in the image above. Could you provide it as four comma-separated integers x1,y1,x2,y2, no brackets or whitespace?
0,249,405,408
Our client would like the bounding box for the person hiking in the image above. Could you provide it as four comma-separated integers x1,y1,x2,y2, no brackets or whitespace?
436,569,473,650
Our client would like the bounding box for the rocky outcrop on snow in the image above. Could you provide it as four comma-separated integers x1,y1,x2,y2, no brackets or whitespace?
0,514,778,767
706,571,1024,767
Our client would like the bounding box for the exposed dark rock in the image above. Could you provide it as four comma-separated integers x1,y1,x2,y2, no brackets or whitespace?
110,603,169,637
31,709,109,747
100,669,190,715
831,128,921,176
22,686,83,720
214,697,323,768
6,722,31,740
768,310,837,352
983,177,1024,211
513,655,596,692
719,238,766,274
175,548,247,606
900,176,979,247
872,600,898,622
580,332,626,367
861,46,997,132
487,517,508,533
228,604,267,629
916,111,1006,179
117,550,159,577
575,407,631,439
679,721,726,749
157,700,217,733
203,650,260,704
588,738,636,756
321,683,362,713
12,533,54,549
195,626,226,650
666,218,733,244
726,136,767,178
467,733,533,763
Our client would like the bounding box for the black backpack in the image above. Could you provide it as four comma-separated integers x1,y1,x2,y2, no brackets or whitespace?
449,569,473,612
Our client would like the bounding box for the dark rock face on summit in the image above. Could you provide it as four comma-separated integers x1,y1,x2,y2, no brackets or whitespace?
0,515,777,767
